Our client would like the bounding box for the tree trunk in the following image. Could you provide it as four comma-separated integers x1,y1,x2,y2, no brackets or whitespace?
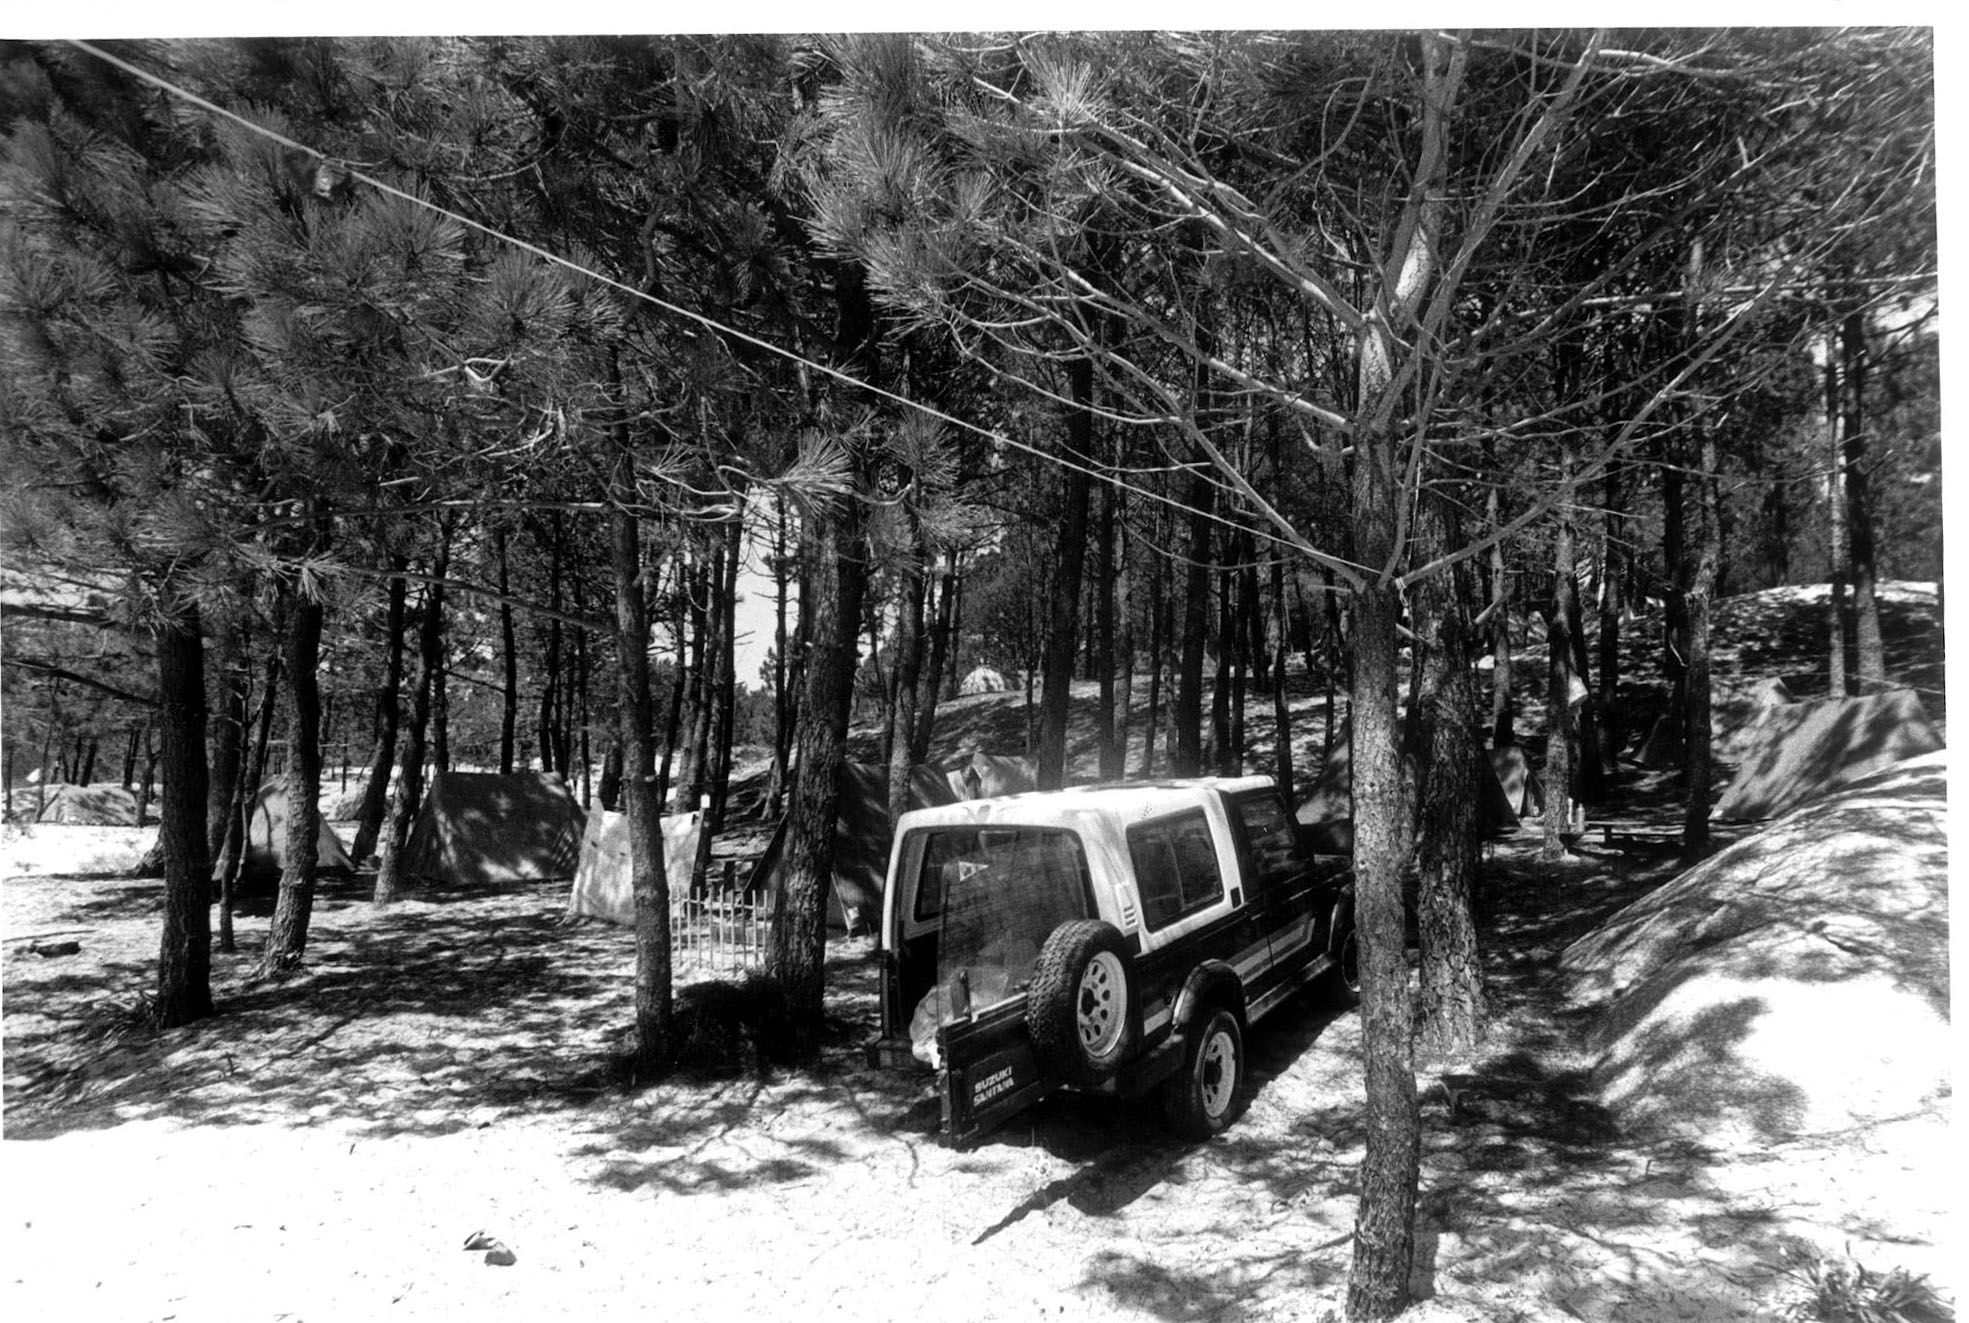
1540,460,1580,862
1839,310,1886,691
655,576,688,814
349,556,408,863
374,532,450,905
1269,558,1295,805
770,493,795,817
205,623,245,859
134,725,156,828
1094,479,1124,780
263,580,326,973
1683,420,1722,854
1824,353,1850,697
767,485,868,1024
1661,451,1689,728
887,508,926,825
1595,469,1626,768
497,525,519,773
430,636,450,774
215,651,278,955
1036,356,1095,791
913,551,958,763
1486,485,1515,747
1345,562,1419,1320
152,599,212,1027
1173,469,1213,776
1410,496,1488,1055
709,511,741,832
611,447,672,1077
573,566,593,805
1139,550,1167,779
538,522,565,774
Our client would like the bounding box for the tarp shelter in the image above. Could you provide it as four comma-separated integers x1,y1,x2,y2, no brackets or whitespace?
1713,689,1942,822
36,784,138,825
402,771,585,884
566,810,702,925
241,782,356,881
749,761,958,934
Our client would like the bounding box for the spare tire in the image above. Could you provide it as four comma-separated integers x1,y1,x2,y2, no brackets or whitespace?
1027,920,1138,1085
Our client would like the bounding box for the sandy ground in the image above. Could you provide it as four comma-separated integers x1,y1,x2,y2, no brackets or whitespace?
2,803,1950,1323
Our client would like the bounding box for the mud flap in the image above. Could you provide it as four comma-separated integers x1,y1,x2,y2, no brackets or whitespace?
937,1000,1057,1145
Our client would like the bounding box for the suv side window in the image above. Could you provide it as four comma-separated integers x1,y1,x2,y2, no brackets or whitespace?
1231,793,1300,893
1127,810,1225,930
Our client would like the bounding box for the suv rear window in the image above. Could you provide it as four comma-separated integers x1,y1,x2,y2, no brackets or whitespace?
1231,793,1301,891
1127,810,1224,929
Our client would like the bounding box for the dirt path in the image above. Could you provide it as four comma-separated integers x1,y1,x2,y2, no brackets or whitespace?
0,804,1943,1322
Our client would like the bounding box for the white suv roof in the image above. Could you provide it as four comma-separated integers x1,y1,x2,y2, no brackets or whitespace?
894,775,1279,836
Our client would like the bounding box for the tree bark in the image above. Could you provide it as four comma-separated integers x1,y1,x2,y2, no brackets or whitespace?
349,556,408,862
152,599,211,1027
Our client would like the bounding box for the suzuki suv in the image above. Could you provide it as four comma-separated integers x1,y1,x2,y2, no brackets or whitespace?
867,776,1357,1144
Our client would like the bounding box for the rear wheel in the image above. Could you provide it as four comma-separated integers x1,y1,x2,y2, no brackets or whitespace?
1027,920,1137,1085
1162,1006,1246,1140
1329,925,1362,1007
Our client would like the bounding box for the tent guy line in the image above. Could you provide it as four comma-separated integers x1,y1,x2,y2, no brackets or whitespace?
65,39,1362,576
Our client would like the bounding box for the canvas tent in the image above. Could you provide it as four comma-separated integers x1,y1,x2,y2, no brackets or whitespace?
1295,719,1518,852
1488,745,1544,819
401,771,585,885
566,810,702,925
1639,676,1794,768
36,784,138,826
967,752,1037,798
1713,689,1942,822
958,666,1012,695
749,761,958,934
1293,725,1357,853
240,782,356,881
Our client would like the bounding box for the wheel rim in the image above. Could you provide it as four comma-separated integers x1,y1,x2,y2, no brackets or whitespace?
1076,951,1126,1055
1340,931,1361,994
1198,1024,1238,1119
